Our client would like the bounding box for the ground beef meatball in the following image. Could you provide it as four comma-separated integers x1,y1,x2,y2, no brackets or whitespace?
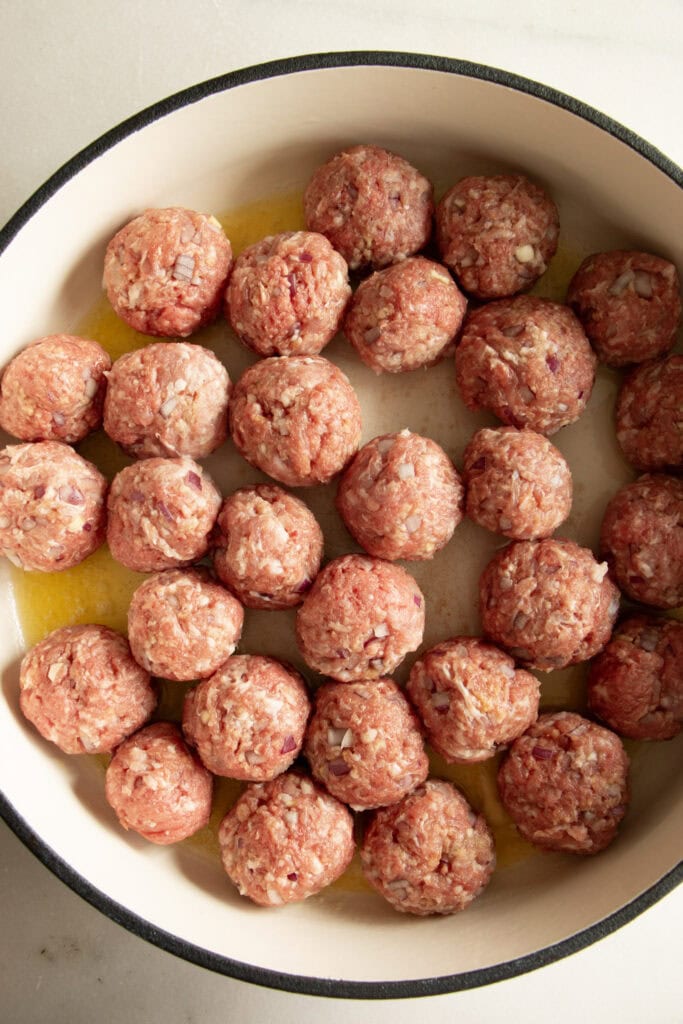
213,484,323,609
455,296,596,435
436,174,559,299
336,430,463,561
229,355,361,487
615,356,683,473
498,711,629,854
342,257,466,373
406,637,540,763
0,442,106,571
218,771,354,906
303,144,433,271
566,250,681,366
107,457,221,573
182,655,310,781
0,334,110,444
480,538,620,671
304,678,428,810
103,342,230,459
19,624,156,754
296,554,425,681
462,426,572,539
600,474,683,609
360,779,495,916
103,206,232,337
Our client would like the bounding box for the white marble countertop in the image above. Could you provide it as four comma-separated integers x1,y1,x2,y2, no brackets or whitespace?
1,3,681,1021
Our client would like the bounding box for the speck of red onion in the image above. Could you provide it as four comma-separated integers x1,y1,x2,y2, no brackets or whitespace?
546,355,560,373
328,758,351,777
413,595,422,608
364,326,381,345
287,872,298,881
336,648,350,659
287,272,297,300
33,485,46,499
471,457,486,471
82,522,92,532
532,746,554,760
131,489,145,502
280,735,297,755
186,471,202,491
295,577,312,594
60,486,84,505
157,500,175,522
299,251,313,263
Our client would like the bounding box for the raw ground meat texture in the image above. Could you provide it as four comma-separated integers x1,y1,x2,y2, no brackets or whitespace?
615,355,683,473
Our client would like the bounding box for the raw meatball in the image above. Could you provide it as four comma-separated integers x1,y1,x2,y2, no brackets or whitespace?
182,655,310,781
304,678,428,810
406,637,540,763
0,334,110,444
498,711,629,855
19,624,156,754
336,429,464,561
229,355,361,487
213,485,323,609
103,342,230,459
218,771,355,906
296,554,425,681
480,538,620,671
103,206,232,337
436,173,559,299
0,442,106,572
455,296,596,435
600,474,683,609
105,722,212,844
225,231,351,357
107,457,221,573
588,616,683,741
567,250,681,366
303,144,433,270
462,426,572,539
342,257,466,373
360,779,495,916
127,568,244,681
615,356,683,473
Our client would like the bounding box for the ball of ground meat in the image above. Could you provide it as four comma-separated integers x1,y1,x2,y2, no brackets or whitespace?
229,355,361,487
296,554,425,681
342,257,466,373
462,426,572,539
213,484,323,609
600,474,683,609
0,442,107,572
103,342,230,459
615,355,683,473
336,430,464,561
360,779,495,916
566,250,681,367
455,296,596,436
0,334,110,444
19,624,156,754
218,770,355,906
103,206,232,337
303,144,434,271
107,457,221,573
498,711,630,854
480,538,620,671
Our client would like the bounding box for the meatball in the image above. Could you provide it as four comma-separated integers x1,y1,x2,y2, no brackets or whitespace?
182,655,310,781
0,334,110,444
225,231,351,357
342,257,466,373
462,426,572,539
19,624,156,754
436,173,559,299
218,771,355,906
229,355,361,487
105,722,212,845
296,554,425,681
480,538,620,671
498,711,630,855
103,206,232,337
455,296,596,435
107,457,220,573
303,144,433,271
566,250,681,367
103,342,230,459
360,779,495,916
0,442,106,572
336,430,464,561
406,637,540,763
304,678,428,810
615,356,683,473
213,484,323,609
600,474,683,609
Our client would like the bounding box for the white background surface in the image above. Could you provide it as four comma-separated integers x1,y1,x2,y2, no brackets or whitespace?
0,2,681,1021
